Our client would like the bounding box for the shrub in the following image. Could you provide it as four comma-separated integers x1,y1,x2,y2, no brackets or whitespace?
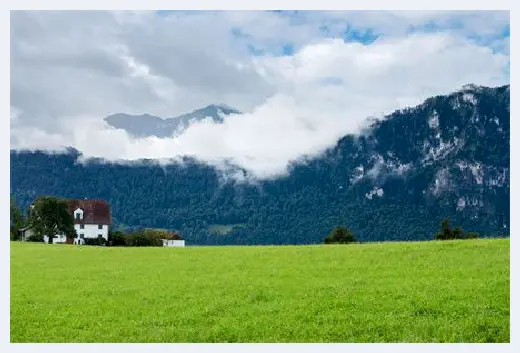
106,229,184,247
465,232,479,239
83,235,107,246
324,226,357,244
435,218,479,240
452,226,465,240
27,234,44,242
109,231,127,247
132,233,152,247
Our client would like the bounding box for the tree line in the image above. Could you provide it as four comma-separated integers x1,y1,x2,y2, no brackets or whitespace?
12,195,478,247
323,217,479,245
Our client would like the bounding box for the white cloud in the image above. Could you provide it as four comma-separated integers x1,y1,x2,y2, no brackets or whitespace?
10,10,510,180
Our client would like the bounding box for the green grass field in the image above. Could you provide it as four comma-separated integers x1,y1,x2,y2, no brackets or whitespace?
10,239,509,343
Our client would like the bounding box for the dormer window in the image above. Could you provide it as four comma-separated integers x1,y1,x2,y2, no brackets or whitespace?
74,208,84,220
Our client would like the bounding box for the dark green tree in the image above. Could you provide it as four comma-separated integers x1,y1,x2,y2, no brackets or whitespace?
10,197,25,240
436,218,454,240
435,218,479,240
109,230,127,246
28,196,76,244
453,226,465,239
324,226,357,244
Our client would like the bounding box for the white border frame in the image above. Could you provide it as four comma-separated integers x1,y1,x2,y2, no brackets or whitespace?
3,1,516,352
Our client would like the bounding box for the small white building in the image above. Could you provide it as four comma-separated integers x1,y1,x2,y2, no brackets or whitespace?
162,239,185,247
18,226,34,241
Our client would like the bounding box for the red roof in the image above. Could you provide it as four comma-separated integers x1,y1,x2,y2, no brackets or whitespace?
67,199,111,225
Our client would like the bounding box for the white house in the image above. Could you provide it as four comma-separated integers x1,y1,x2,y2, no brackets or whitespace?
70,199,111,245
162,239,185,247
21,199,111,245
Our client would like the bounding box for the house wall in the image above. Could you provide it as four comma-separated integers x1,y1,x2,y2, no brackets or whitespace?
29,225,108,244
74,224,109,241
22,228,34,241
43,234,67,244
164,240,185,247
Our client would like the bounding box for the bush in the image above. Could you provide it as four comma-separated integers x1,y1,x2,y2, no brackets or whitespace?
131,233,152,247
27,234,44,242
83,235,107,246
109,231,127,247
435,218,479,240
142,229,165,247
465,232,479,239
107,228,184,247
324,226,357,244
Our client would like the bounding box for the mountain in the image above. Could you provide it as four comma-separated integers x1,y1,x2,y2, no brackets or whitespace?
104,104,241,138
10,84,510,245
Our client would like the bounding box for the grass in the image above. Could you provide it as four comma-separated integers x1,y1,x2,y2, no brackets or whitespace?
10,238,509,343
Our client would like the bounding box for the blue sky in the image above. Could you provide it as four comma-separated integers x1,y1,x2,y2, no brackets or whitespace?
157,10,510,58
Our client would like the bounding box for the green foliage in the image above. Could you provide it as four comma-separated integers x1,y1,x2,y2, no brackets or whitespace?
26,234,44,243
465,232,479,239
28,196,76,244
453,226,465,239
435,217,479,240
109,230,126,246
10,239,510,342
436,218,454,240
10,197,25,240
107,228,183,247
83,235,107,246
324,226,357,244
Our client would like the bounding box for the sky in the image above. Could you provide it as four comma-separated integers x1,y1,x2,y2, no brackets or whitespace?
10,10,510,179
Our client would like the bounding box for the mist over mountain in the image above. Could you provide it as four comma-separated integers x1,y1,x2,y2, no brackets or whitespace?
105,104,241,138
10,84,510,245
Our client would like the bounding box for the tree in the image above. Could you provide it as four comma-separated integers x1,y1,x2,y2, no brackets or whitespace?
453,226,465,239
435,217,479,240
324,226,357,244
28,196,76,244
10,197,25,240
436,217,453,240
109,230,127,246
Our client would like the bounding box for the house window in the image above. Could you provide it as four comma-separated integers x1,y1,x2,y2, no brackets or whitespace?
98,224,103,230
80,224,84,229
79,234,84,239
75,208,83,220
98,234,103,238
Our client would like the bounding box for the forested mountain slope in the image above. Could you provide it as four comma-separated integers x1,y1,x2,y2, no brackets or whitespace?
11,84,510,245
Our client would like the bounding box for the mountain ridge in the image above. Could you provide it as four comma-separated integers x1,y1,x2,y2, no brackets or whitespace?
104,104,241,138
11,84,510,245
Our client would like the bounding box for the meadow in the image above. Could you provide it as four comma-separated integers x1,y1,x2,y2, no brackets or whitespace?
10,239,510,343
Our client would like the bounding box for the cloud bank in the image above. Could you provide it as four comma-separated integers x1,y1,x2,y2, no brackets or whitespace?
10,11,510,179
